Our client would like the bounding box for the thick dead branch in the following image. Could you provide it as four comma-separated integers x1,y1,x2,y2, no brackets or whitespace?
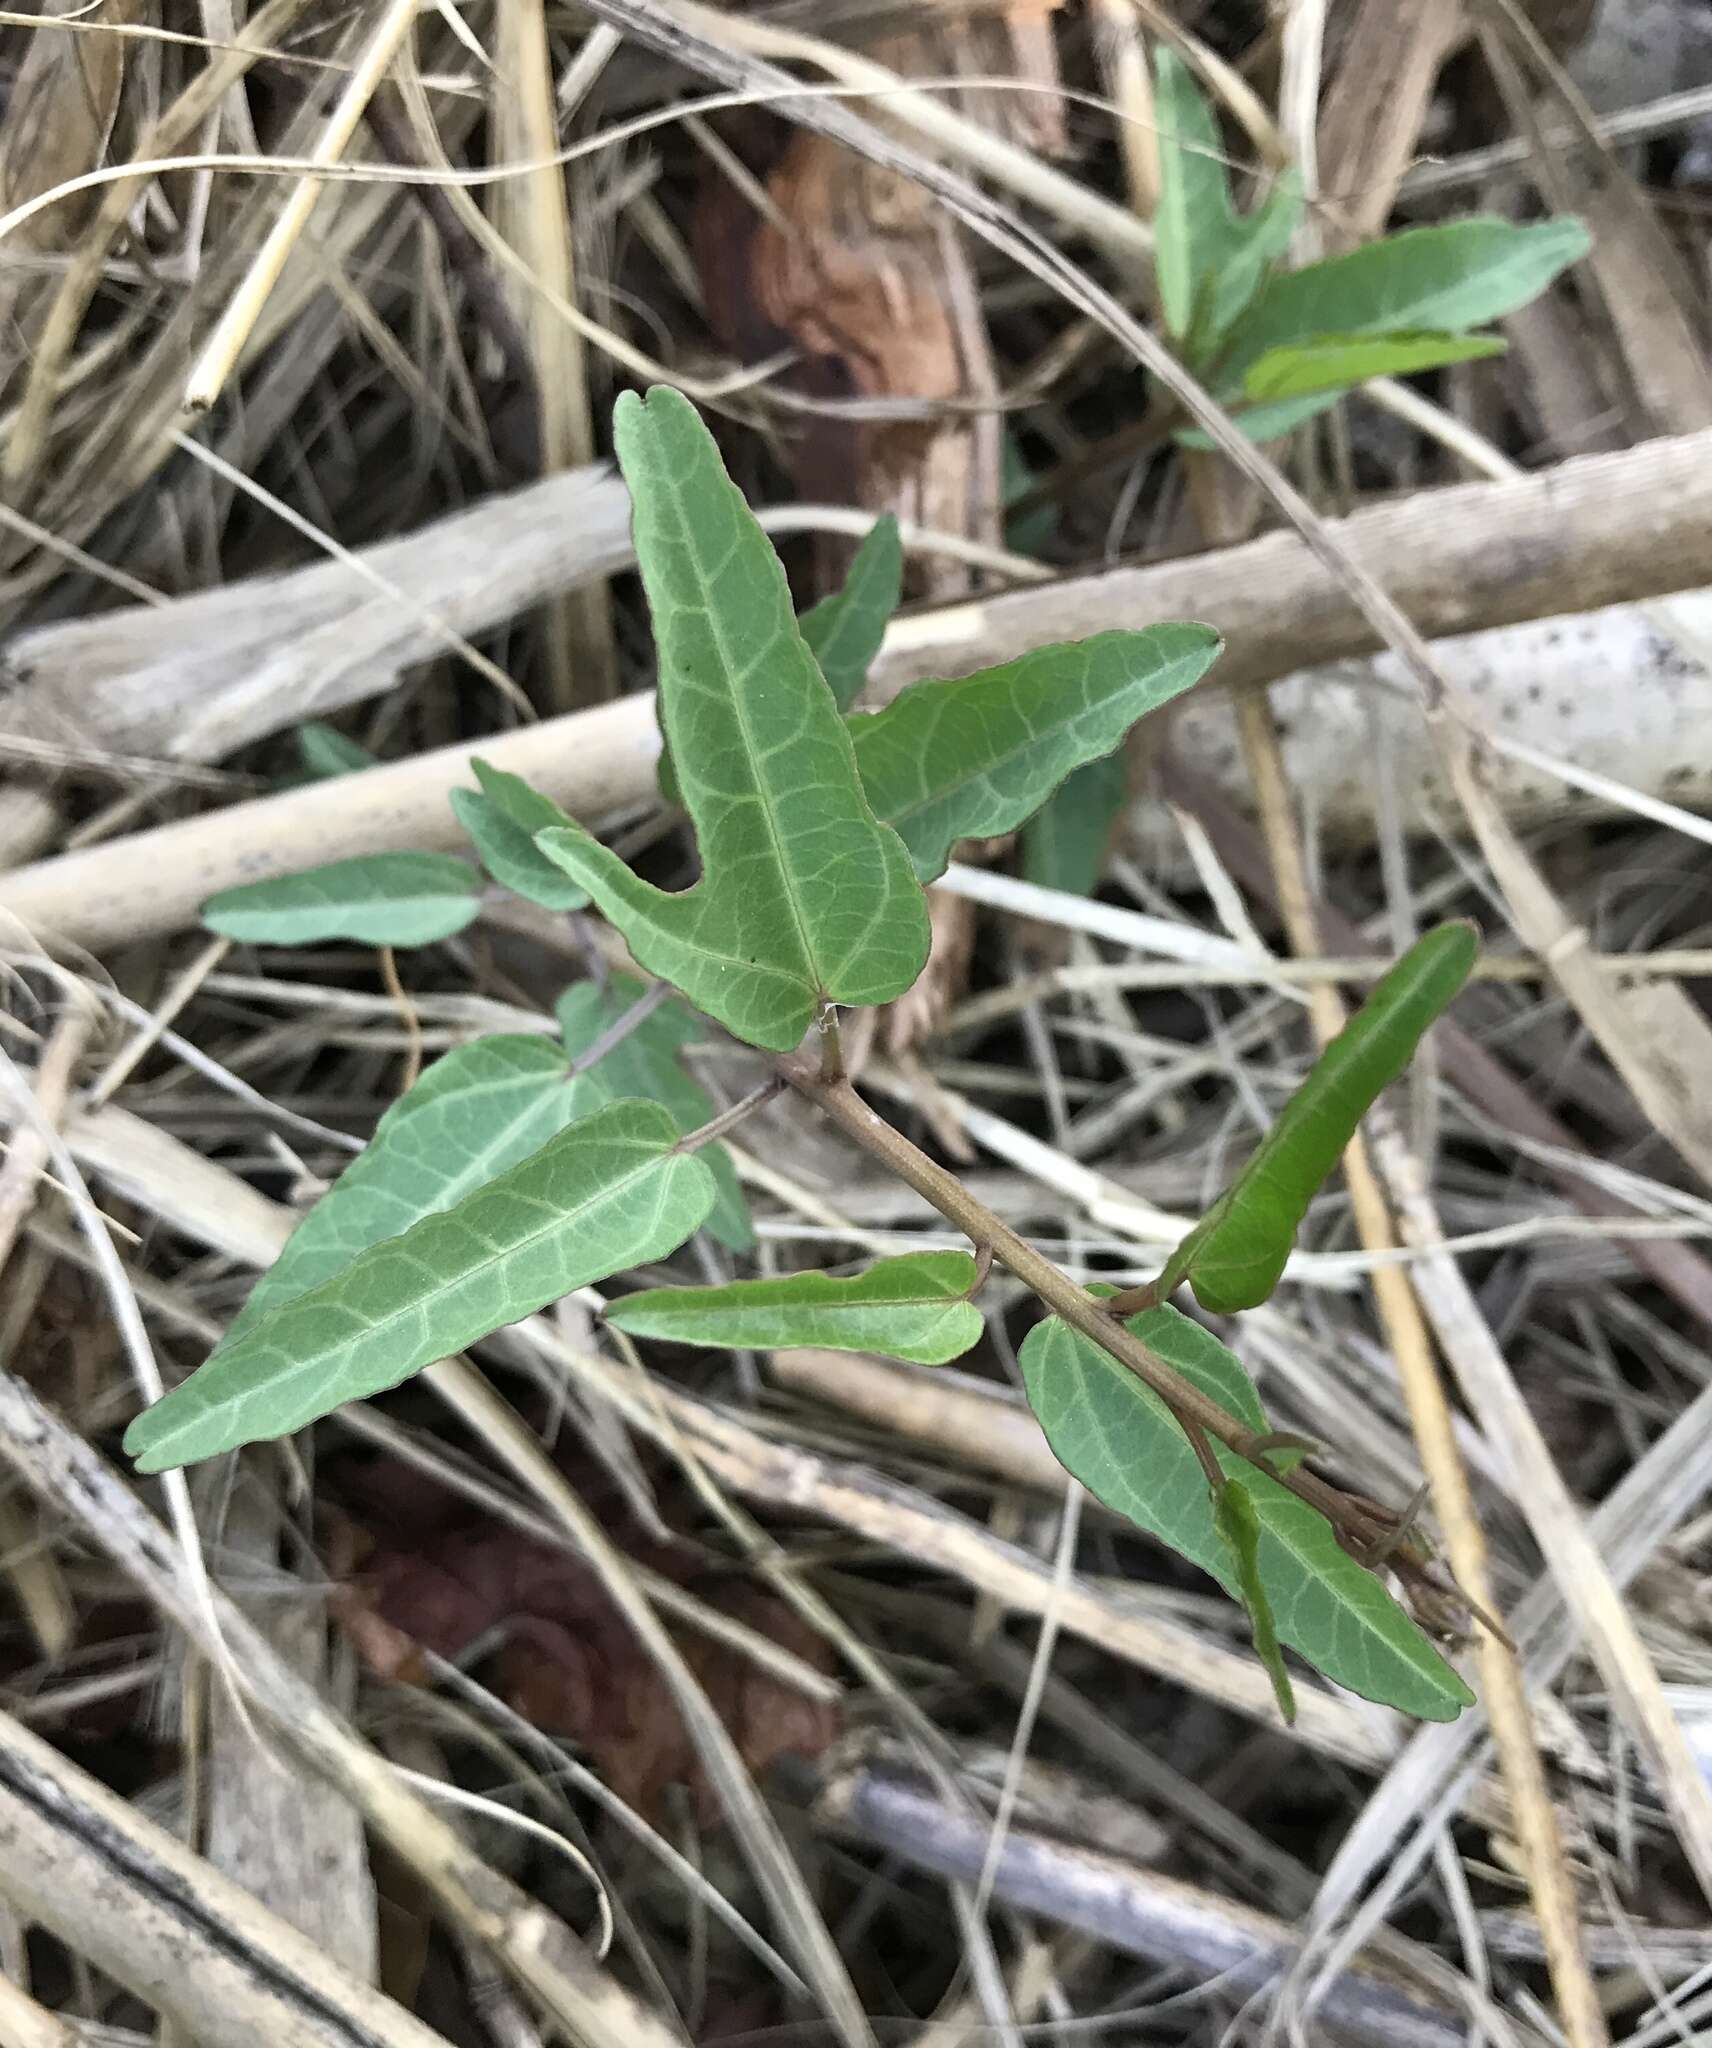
0,1704,444,2048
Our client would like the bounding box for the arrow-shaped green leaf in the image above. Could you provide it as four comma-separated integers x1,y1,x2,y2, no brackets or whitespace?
1161,921,1477,1313
851,624,1221,883
226,1035,586,1353
537,387,930,1052
608,1250,982,1364
557,974,753,1253
203,853,483,948
1019,1302,1472,1719
1153,46,1303,348
451,758,590,911
1240,330,1504,404
125,1098,716,1472
799,513,903,710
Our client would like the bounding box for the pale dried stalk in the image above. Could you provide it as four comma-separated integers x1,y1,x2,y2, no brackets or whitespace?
183,0,423,411
491,0,617,706
1368,1115,1712,1911
0,1972,75,2048
9,424,1712,955
1235,690,1609,2048
810,1754,1468,2048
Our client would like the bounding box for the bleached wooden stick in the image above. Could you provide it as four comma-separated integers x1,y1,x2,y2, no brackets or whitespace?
4,427,1712,952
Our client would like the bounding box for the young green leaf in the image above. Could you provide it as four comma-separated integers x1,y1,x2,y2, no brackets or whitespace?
1153,46,1303,346
798,513,903,711
202,853,483,948
537,386,930,1052
1161,921,1478,1313
219,1036,585,1352
1220,216,1589,384
1019,1302,1472,1718
1214,1477,1296,1723
849,624,1221,883
557,974,753,1253
1021,753,1130,898
124,1099,717,1472
608,1251,982,1364
1240,330,1505,404
450,758,590,912
1153,45,1240,341
296,722,378,780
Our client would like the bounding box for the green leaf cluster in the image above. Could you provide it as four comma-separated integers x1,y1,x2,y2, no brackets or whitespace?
1152,46,1588,438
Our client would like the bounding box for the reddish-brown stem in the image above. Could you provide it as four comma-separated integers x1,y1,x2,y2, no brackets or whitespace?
778,1056,1422,1567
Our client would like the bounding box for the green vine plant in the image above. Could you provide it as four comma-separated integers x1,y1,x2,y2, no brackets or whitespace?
1022,51,1590,898
128,385,1486,1726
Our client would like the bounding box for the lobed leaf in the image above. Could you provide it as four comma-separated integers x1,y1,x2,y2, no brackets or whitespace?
798,514,903,710
557,974,753,1253
537,387,930,1052
1161,921,1478,1313
850,624,1221,883
1021,753,1130,898
202,853,482,948
125,1099,716,1472
1220,216,1589,385
1240,330,1505,404
451,758,590,911
608,1251,982,1364
1153,46,1303,348
1214,1477,1297,1722
1019,1302,1473,1718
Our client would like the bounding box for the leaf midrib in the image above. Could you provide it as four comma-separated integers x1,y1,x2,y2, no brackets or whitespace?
144,1138,684,1447
1066,1335,1431,1681
656,460,821,996
871,650,1191,832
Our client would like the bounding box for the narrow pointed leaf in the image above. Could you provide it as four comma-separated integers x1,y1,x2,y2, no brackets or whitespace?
558,975,753,1253
202,853,482,948
1019,1302,1472,1718
1222,216,1589,383
1022,753,1130,897
537,386,929,1051
1161,921,1478,1313
1241,330,1504,404
296,722,378,780
451,758,590,911
850,624,1221,884
221,1035,585,1350
799,513,903,710
1153,44,1239,340
1153,47,1302,345
609,1251,982,1364
1214,1478,1297,1722
125,1100,716,1472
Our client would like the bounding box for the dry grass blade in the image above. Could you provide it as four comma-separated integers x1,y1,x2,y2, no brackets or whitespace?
0,1372,684,2048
